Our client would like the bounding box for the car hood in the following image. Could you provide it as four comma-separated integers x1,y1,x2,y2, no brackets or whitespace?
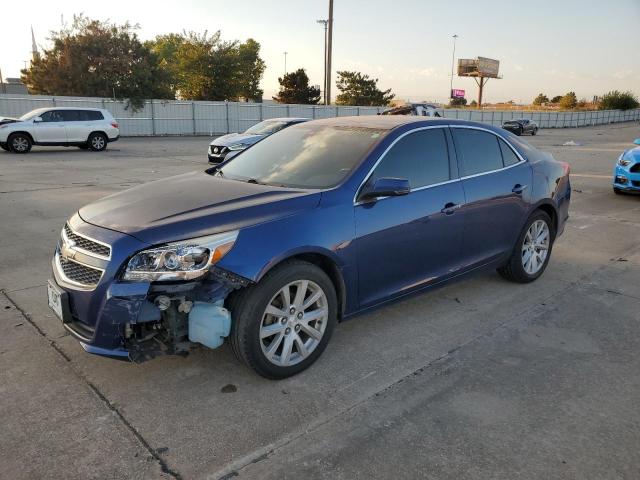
622,146,640,162
209,132,264,147
0,117,19,126
79,171,321,245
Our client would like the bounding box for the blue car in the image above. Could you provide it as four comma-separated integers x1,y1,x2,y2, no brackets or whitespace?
613,138,640,194
48,116,571,378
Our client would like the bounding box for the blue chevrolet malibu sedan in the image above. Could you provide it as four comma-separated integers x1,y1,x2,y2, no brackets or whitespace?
48,116,571,378
613,138,640,194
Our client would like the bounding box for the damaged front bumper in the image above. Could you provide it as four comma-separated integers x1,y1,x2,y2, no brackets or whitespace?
49,215,251,362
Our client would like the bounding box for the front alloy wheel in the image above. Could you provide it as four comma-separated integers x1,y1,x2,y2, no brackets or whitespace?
9,133,32,153
260,280,329,367
229,260,337,378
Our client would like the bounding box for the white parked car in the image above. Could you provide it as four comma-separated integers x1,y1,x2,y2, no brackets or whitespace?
0,107,119,153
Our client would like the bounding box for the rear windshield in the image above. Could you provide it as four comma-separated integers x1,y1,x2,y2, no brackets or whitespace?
219,124,387,188
245,120,289,135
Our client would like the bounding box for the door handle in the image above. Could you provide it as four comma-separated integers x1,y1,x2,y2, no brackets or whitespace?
441,202,462,215
512,184,528,195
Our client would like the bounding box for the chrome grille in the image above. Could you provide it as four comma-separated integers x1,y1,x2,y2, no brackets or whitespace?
64,224,111,258
58,256,103,287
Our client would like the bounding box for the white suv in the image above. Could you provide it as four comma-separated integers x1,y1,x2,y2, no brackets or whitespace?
0,107,119,153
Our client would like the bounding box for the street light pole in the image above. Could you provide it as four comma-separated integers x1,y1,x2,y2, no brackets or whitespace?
326,0,334,105
449,34,458,102
317,19,328,105
283,51,288,76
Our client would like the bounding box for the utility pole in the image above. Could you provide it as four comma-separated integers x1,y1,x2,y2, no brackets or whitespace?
326,0,334,105
449,34,458,102
283,51,288,76
317,19,329,105
0,67,5,94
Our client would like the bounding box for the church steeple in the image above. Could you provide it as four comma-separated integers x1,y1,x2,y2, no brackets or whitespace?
31,26,40,61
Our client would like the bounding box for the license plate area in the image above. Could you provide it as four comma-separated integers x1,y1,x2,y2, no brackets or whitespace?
47,280,71,323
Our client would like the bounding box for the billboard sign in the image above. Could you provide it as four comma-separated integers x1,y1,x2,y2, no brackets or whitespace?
458,57,500,78
451,89,465,98
477,57,500,77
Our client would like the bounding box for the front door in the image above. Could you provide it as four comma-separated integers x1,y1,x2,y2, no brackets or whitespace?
451,127,533,269
32,110,67,143
354,127,465,308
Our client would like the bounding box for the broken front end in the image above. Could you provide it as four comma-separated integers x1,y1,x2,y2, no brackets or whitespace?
47,214,251,362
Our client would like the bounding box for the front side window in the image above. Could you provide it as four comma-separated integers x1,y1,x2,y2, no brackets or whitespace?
39,110,64,122
370,128,450,189
219,124,387,188
453,129,503,176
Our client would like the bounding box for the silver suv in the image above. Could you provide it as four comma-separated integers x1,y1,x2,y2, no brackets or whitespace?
0,107,119,153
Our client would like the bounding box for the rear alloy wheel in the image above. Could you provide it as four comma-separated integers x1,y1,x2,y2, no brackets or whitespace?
8,133,32,153
498,210,555,283
229,260,337,379
88,132,107,151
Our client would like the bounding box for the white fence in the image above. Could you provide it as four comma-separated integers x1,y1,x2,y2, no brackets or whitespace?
1,94,639,137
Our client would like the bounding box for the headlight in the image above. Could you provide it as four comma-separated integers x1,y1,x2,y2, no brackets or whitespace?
123,231,239,282
228,143,249,151
618,158,632,167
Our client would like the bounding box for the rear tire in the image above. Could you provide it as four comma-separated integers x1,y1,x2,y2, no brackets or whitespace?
228,260,337,379
498,210,555,283
88,132,107,151
8,133,32,153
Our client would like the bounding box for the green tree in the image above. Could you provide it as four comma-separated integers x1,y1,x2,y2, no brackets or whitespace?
559,91,577,109
273,69,320,104
148,31,265,101
469,100,478,107
448,97,467,107
533,93,549,105
598,90,639,110
21,15,172,109
335,71,394,106
550,95,563,103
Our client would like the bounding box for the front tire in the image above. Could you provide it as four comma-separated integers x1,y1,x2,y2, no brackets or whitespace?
229,260,338,379
613,187,624,195
498,210,555,283
88,132,107,151
531,128,537,136
8,133,32,153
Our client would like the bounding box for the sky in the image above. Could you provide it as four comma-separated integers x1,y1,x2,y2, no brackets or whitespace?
1,0,639,104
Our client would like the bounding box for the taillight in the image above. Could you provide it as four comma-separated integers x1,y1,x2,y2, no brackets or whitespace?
111,121,119,129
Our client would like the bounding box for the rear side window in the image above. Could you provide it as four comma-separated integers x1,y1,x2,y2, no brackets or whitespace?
86,110,104,120
498,138,520,167
59,110,81,121
370,128,450,189
453,129,503,176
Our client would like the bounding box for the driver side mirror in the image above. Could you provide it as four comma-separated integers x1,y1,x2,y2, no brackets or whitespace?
33,116,43,123
358,177,411,202
633,138,640,146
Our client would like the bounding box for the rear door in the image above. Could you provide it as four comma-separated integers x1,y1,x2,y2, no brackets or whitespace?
354,127,466,307
61,110,89,142
451,127,533,269
32,110,67,143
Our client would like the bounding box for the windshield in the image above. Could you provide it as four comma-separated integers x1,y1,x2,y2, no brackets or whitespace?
19,108,48,121
219,124,387,188
245,120,290,135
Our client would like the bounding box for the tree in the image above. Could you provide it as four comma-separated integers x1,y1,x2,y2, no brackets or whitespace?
335,71,394,106
448,97,467,107
148,31,265,101
559,91,577,109
599,90,639,110
21,15,172,109
533,93,549,106
273,69,320,104
469,100,478,107
550,95,563,103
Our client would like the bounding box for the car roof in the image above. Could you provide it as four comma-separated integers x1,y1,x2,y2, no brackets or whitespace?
262,117,309,122
41,107,106,111
304,115,499,131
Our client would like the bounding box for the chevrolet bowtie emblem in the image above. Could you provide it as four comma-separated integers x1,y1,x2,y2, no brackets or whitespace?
61,238,77,260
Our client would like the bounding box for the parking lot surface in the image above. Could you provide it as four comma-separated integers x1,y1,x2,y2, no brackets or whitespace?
1,125,639,479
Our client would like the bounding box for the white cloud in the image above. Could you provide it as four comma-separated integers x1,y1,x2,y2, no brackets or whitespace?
613,70,633,80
